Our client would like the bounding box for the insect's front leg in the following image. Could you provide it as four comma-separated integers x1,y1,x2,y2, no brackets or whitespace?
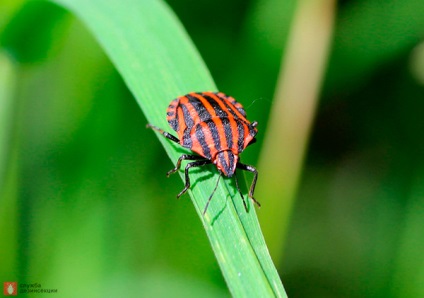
177,159,211,199
146,124,180,144
167,154,205,177
234,173,248,212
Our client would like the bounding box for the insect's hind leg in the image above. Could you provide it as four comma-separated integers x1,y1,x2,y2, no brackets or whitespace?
167,154,205,177
236,163,261,208
146,124,180,144
177,159,211,199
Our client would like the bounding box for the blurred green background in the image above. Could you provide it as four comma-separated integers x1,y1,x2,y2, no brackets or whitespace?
1,0,424,297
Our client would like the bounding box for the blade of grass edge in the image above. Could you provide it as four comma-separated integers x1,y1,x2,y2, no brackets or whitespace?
32,0,288,296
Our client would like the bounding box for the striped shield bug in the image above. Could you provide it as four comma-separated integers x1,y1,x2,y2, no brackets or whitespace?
147,91,261,214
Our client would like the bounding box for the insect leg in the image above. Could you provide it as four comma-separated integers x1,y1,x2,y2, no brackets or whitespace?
236,163,261,207
167,154,205,177
203,173,222,215
177,159,211,199
146,124,180,144
234,173,248,212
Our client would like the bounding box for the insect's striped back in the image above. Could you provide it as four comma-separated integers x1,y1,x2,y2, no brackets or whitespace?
215,91,247,117
166,92,257,160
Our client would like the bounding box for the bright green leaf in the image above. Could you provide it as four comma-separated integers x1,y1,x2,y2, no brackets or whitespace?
2,0,287,296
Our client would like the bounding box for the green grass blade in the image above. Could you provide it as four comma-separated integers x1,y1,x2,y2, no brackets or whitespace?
7,0,287,296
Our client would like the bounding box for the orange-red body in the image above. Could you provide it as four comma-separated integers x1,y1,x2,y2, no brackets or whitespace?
166,91,257,177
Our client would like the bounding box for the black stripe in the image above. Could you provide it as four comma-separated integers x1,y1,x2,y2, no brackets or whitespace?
168,106,179,132
203,94,228,119
181,104,193,148
218,151,228,175
221,117,233,150
207,120,222,151
187,94,211,122
214,94,240,120
195,124,211,159
237,120,245,153
181,103,194,129
169,118,179,132
218,151,235,177
227,151,235,175
215,92,247,117
232,100,246,117
167,101,179,131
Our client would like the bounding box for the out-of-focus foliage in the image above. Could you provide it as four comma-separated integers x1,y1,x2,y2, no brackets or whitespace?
1,0,423,297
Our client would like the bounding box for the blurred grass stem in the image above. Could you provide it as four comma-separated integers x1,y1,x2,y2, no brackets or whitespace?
258,0,336,264
0,52,19,280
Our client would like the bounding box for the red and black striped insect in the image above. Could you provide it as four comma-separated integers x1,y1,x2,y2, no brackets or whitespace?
147,91,261,214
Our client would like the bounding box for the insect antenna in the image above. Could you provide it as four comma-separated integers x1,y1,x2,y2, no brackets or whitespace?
234,171,248,212
203,173,222,215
